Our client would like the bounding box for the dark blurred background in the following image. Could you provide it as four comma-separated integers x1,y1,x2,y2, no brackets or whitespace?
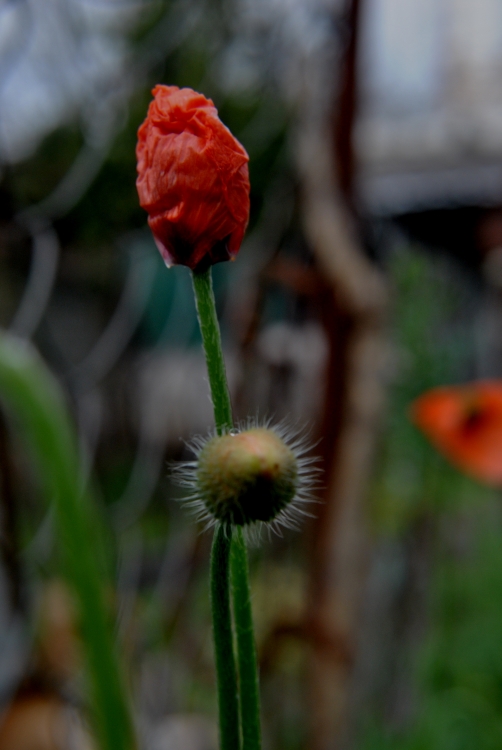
1,1,502,749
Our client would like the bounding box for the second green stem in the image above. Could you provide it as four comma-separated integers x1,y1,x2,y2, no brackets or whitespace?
232,527,262,750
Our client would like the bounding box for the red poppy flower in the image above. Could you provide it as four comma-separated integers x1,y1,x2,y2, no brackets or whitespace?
410,381,502,486
136,85,250,272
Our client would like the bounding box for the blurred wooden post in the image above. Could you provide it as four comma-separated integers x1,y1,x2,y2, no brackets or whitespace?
296,0,389,746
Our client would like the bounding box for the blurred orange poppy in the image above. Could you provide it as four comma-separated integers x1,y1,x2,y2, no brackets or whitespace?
410,381,502,486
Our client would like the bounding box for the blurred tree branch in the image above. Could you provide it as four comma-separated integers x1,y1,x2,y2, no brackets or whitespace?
295,1,389,747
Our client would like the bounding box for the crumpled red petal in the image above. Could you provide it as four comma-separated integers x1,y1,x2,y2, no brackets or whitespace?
136,85,250,272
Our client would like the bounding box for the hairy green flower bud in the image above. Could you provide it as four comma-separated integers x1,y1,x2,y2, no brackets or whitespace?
175,421,320,535
196,428,298,525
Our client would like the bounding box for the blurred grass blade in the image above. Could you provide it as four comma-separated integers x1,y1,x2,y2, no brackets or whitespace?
0,333,135,750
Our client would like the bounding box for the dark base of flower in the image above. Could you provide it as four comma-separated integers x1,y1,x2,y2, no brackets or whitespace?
205,472,297,526
154,229,234,272
192,236,233,273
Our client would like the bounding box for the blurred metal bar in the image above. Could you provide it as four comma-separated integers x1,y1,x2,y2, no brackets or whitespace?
70,245,157,393
9,221,60,339
0,411,22,612
25,142,109,219
111,436,166,533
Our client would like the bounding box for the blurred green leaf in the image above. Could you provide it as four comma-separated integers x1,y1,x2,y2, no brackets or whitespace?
0,333,135,750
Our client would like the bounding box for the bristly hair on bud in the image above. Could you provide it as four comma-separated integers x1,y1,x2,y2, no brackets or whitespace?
173,419,321,539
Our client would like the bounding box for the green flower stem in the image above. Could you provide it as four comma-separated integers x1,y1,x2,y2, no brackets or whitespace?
191,266,261,750
211,525,242,750
0,334,135,750
191,268,232,435
231,527,262,750
192,267,240,749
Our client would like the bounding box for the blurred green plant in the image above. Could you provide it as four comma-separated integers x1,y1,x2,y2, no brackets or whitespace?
0,333,135,750
364,242,502,750
371,243,480,535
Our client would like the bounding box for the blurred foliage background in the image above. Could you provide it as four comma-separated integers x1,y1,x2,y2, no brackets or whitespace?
2,1,502,750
